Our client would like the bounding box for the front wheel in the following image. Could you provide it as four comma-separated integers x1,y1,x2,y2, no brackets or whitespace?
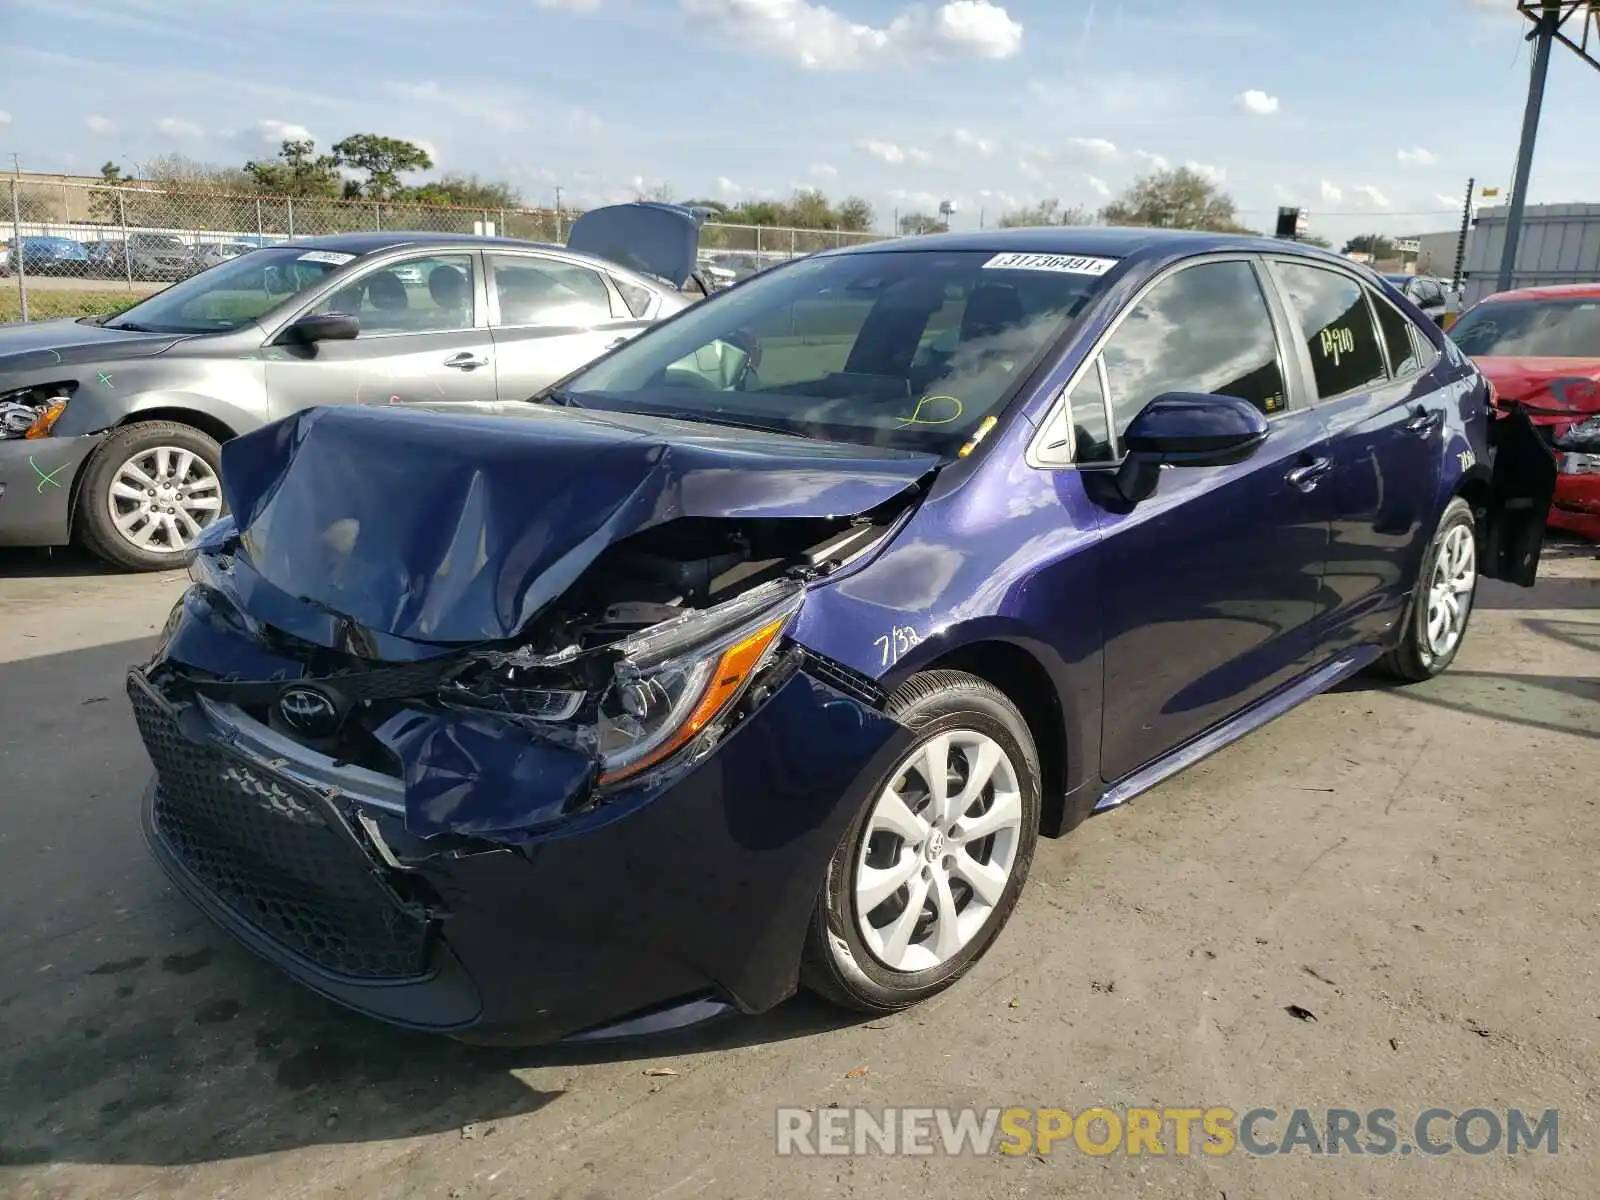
801,670,1041,1014
76,420,226,572
1374,496,1478,682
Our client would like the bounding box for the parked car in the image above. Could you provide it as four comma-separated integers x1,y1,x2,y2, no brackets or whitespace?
0,203,708,570
1448,281,1600,541
186,241,257,275
126,226,1554,1046
1382,273,1460,327
6,236,91,276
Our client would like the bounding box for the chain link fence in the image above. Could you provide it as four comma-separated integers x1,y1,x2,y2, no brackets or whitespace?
2,179,888,321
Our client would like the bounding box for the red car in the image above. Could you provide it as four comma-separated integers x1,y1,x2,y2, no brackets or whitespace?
1450,282,1600,542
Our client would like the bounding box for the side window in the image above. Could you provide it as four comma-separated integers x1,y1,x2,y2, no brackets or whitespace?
1068,364,1115,463
1101,260,1288,440
313,255,475,335
314,255,476,335
1273,263,1388,398
613,278,655,319
1371,291,1423,377
490,255,614,327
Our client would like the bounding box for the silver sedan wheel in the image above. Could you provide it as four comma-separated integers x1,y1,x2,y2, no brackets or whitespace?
1425,523,1476,661
106,445,222,554
854,730,1024,973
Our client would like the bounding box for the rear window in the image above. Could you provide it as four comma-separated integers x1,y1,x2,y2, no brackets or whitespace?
1448,297,1600,358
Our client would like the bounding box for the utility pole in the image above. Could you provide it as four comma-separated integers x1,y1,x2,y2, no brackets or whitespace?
554,186,564,241
1497,0,1561,293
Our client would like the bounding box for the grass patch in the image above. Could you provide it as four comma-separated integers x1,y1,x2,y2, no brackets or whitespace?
0,288,140,324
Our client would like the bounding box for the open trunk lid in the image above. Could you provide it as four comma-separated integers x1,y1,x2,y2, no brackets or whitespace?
564,202,706,290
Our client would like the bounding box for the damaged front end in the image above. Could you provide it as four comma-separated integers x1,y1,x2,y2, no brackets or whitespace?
129,404,926,1039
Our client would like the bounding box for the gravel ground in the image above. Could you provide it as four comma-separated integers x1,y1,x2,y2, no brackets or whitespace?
0,542,1595,1200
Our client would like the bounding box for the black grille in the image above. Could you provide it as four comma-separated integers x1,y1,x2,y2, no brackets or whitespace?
130,674,432,980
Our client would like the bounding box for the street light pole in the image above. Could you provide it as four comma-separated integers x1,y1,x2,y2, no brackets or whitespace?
1496,0,1562,293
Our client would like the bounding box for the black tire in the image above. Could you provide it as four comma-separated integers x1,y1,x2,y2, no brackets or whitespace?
1373,496,1478,682
76,420,225,572
800,670,1041,1014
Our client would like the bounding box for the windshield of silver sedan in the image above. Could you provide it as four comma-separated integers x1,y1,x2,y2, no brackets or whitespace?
549,248,1116,453
103,246,356,334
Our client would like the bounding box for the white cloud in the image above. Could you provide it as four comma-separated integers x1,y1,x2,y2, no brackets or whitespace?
1235,88,1279,116
253,118,316,146
683,0,1024,70
1065,136,1118,160
1320,179,1343,203
0,111,11,127
1354,184,1391,209
951,128,993,154
85,114,116,135
809,161,838,178
1132,149,1169,170
155,117,203,138
1434,192,1464,209
1186,160,1225,184
716,175,742,195
1397,146,1440,166
536,0,601,9
857,138,930,165
386,81,528,133
1088,175,1111,198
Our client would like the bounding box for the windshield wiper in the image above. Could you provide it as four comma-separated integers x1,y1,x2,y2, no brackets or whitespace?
104,320,158,332
648,409,800,437
532,388,584,407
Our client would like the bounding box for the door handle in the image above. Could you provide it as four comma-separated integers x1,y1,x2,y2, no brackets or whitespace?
1405,406,1443,435
1285,455,1332,492
445,353,489,370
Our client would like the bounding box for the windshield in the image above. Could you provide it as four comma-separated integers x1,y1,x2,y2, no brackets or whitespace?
105,246,358,333
1449,297,1600,358
552,248,1113,453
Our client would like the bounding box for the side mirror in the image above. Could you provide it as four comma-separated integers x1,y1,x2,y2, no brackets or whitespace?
1115,392,1270,503
280,311,360,344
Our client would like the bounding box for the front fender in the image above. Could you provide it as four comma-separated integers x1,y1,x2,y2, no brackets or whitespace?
53,361,266,439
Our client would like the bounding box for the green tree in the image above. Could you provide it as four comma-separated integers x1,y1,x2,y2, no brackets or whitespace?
331,134,433,199
144,153,252,193
244,139,342,198
1298,232,1333,249
898,211,941,235
405,173,522,208
835,196,875,232
998,198,1090,228
1342,233,1397,259
1100,167,1251,233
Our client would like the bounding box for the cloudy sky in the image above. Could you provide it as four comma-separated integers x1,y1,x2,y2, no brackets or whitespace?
2,0,1598,242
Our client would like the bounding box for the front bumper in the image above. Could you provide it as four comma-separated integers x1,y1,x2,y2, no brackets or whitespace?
130,651,908,1045
0,433,98,547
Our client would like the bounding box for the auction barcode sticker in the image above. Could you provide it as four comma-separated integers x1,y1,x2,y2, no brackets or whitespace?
983,252,1119,276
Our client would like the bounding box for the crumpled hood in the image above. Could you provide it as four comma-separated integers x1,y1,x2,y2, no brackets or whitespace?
0,317,186,373
220,403,938,645
1475,356,1600,424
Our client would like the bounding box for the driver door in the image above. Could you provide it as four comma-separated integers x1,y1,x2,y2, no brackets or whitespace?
263,252,498,419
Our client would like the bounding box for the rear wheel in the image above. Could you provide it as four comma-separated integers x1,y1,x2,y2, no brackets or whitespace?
801,670,1040,1013
76,420,226,572
1374,496,1478,682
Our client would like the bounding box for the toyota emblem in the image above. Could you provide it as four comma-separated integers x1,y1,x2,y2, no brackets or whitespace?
277,685,342,738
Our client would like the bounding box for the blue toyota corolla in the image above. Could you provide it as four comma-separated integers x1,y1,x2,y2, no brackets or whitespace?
129,227,1557,1045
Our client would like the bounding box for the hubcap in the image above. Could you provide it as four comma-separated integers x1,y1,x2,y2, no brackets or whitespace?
1424,523,1476,661
853,730,1023,974
106,445,222,554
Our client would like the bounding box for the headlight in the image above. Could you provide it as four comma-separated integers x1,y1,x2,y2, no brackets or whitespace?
1557,452,1600,476
0,384,74,440
1554,414,1600,447
448,578,805,786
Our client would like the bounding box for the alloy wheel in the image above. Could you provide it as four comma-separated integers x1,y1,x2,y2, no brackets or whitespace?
106,445,223,554
854,730,1024,973
1425,523,1476,661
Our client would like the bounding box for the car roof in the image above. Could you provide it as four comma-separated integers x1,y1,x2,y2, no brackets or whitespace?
280,230,564,255
836,224,1349,266
1481,281,1600,303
